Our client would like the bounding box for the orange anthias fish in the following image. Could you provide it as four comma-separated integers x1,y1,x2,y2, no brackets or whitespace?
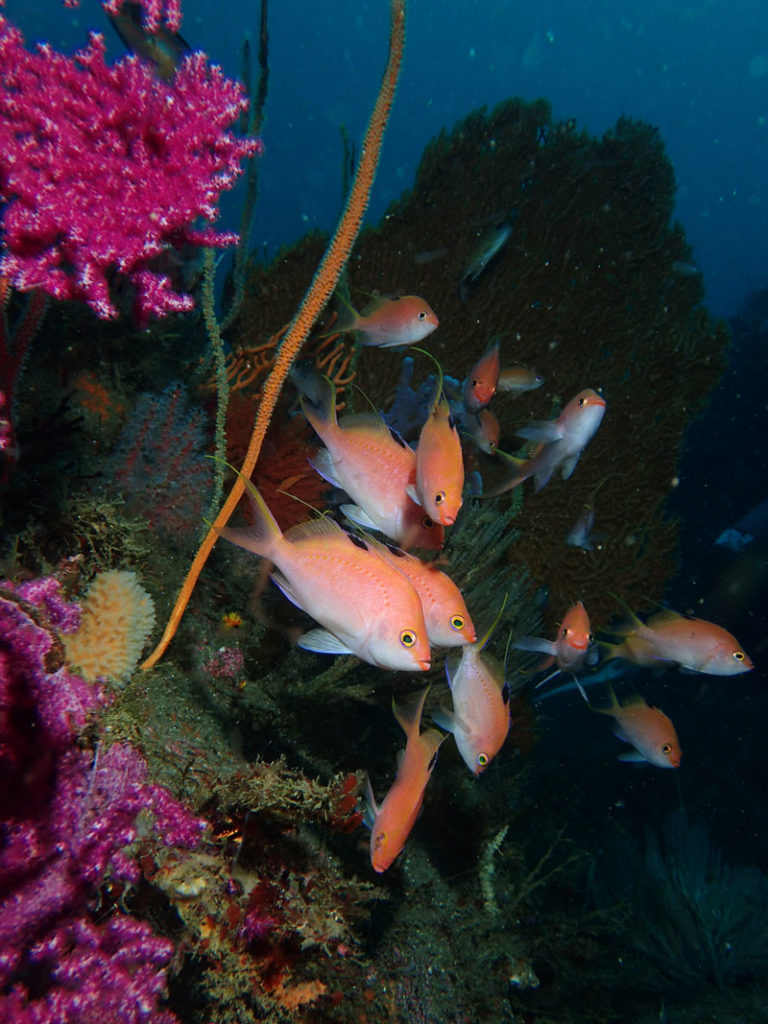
515,600,593,673
374,540,476,647
217,478,431,672
366,688,445,872
432,618,511,775
409,384,464,526
490,388,606,495
464,340,501,411
457,406,500,455
590,687,681,769
333,293,439,348
497,367,544,394
604,606,754,676
293,367,443,551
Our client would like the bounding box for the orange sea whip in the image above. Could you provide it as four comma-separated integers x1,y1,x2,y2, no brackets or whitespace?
142,0,406,669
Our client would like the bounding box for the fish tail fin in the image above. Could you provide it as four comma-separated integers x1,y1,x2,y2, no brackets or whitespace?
331,290,361,335
608,592,645,635
392,685,430,740
216,471,282,560
484,450,530,496
292,363,338,432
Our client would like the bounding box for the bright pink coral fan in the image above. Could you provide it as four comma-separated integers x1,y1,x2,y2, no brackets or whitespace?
0,16,261,321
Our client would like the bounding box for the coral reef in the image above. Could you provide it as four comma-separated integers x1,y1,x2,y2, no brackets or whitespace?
0,15,259,320
0,578,204,1021
597,811,768,992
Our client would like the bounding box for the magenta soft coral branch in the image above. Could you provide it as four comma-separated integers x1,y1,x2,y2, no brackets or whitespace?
0,17,261,321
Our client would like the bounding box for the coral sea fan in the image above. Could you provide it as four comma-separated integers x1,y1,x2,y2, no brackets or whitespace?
0,16,260,321
0,580,206,1018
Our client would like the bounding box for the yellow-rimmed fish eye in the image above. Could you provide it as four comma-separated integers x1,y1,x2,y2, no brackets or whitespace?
422,514,436,529
476,752,489,768
418,309,428,320
434,491,446,505
733,650,745,661
400,630,416,648
662,743,672,755
450,615,465,631
587,632,594,642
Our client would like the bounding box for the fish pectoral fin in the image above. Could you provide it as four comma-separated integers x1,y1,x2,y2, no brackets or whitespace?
514,637,556,656
308,448,343,489
405,484,422,507
340,504,378,531
617,750,648,764
297,629,354,656
363,774,379,829
270,571,302,610
431,707,469,734
515,420,564,444
560,454,580,480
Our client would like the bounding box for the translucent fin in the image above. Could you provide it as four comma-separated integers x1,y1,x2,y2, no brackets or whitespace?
297,629,354,655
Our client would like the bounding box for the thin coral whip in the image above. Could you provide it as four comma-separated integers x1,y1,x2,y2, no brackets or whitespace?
142,0,406,669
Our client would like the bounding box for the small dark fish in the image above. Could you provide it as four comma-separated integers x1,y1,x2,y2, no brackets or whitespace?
108,0,191,81
459,220,514,303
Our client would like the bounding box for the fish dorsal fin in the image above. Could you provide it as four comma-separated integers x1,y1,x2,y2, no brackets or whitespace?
338,410,392,436
646,608,684,628
392,686,429,739
412,346,445,412
284,515,347,544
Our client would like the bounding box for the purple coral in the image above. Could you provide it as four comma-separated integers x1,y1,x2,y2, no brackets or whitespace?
0,582,206,1019
0,15,260,321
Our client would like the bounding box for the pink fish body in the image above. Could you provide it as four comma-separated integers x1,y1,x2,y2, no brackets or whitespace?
593,688,681,768
464,341,501,411
515,600,592,673
492,388,606,495
337,294,439,348
367,688,444,872
374,541,476,646
409,393,464,526
434,639,511,775
218,480,431,672
609,607,753,676
295,369,443,551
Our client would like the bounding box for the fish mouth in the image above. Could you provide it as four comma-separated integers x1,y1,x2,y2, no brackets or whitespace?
416,657,431,671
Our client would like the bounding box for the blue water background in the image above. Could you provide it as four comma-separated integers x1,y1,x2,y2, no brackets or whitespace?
7,0,767,321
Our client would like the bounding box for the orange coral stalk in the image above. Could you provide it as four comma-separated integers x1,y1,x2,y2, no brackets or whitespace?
142,0,406,669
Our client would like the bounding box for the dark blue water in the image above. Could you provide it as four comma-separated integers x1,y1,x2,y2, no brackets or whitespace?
8,0,767,320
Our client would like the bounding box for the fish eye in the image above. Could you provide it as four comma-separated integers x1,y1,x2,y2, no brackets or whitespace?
476,753,489,768
451,615,465,631
374,832,386,850
662,743,672,754
422,515,436,529
733,651,745,661
560,626,569,638
577,397,585,406
418,310,427,320
434,491,446,505
587,632,594,642
400,630,416,648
